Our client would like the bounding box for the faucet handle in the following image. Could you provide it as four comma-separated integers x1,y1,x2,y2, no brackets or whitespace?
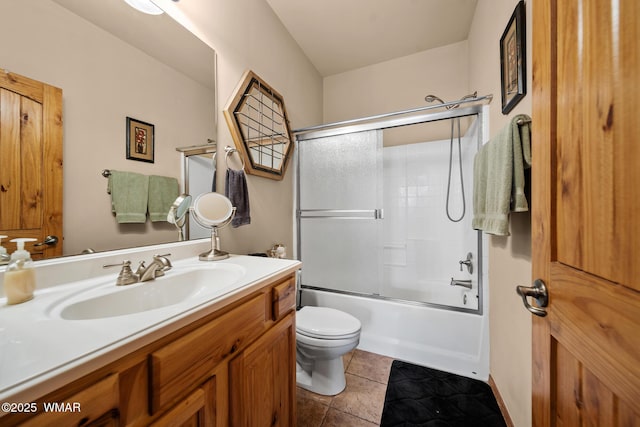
103,260,139,286
135,260,147,276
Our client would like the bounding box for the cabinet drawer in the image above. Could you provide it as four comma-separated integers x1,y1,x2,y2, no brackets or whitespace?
22,374,119,427
150,294,267,413
272,276,296,321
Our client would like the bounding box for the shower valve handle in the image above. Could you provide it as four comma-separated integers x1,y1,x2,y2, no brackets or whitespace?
459,260,472,271
458,253,473,274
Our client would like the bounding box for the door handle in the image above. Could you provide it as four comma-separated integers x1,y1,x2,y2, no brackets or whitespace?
34,235,59,247
516,279,548,317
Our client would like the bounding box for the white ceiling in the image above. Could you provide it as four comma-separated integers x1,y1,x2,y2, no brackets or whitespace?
265,0,478,77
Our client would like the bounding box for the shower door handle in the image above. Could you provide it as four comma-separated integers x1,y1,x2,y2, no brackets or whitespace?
516,279,548,317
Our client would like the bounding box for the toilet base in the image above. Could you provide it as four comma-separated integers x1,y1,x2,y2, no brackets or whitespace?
296,357,346,396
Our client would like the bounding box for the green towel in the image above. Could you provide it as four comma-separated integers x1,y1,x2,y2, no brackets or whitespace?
148,175,179,222
472,114,532,236
108,171,149,223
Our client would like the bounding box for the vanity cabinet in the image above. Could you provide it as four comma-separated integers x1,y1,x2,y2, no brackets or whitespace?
2,273,297,427
230,312,296,426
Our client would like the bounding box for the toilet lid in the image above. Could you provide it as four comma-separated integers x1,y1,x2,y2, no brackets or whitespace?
297,306,361,339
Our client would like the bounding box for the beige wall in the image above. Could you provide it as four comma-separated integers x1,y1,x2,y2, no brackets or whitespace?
468,1,533,426
157,0,323,256
322,1,534,426
323,41,470,123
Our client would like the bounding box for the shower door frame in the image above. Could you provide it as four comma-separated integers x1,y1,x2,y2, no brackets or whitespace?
295,104,486,315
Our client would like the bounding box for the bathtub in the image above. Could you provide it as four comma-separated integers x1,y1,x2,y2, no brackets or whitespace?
300,287,489,381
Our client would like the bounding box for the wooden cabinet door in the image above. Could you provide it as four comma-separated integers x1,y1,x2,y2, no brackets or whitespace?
229,313,296,427
151,377,216,427
531,0,640,425
0,69,63,259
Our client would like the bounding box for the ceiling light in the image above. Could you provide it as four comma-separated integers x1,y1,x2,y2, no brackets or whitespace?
124,0,164,15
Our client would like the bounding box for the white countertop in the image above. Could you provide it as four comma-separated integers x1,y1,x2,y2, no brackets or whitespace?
0,241,300,402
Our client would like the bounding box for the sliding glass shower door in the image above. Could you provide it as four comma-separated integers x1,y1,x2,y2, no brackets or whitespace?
298,130,383,295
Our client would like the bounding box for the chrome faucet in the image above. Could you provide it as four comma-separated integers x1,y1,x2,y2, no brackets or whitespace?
136,254,172,282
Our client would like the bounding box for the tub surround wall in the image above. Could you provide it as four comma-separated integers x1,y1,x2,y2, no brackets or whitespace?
382,129,478,309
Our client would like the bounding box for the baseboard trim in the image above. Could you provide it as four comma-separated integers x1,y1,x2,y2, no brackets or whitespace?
488,375,515,427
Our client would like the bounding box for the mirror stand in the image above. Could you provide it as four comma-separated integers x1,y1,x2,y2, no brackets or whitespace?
189,192,236,262
198,212,235,261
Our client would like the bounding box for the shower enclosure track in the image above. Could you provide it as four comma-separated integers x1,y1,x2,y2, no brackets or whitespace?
294,94,492,137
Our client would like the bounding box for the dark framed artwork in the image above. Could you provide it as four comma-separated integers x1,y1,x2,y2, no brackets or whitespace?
126,117,154,163
499,0,526,114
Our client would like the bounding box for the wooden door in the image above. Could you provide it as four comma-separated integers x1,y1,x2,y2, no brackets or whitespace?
229,313,296,427
0,69,63,259
531,0,640,425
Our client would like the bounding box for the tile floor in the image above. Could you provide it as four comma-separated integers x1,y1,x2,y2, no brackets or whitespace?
296,349,395,426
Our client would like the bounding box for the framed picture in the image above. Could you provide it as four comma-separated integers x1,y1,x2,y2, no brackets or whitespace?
126,117,154,163
499,0,526,114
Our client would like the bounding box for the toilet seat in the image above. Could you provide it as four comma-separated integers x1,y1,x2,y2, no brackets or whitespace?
296,306,361,340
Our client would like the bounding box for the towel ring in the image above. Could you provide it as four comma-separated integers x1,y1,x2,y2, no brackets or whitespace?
224,146,245,171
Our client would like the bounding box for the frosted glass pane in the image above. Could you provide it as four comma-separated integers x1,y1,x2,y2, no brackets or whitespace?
187,155,215,239
299,130,381,209
300,218,381,294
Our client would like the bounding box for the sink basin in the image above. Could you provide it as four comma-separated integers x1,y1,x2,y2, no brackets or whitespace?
55,264,246,320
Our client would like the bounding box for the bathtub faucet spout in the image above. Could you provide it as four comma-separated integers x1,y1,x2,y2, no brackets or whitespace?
450,278,472,289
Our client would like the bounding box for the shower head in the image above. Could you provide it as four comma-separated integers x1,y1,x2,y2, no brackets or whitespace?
425,92,479,110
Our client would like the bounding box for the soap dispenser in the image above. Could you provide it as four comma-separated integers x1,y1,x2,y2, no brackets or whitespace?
0,235,8,265
4,238,37,305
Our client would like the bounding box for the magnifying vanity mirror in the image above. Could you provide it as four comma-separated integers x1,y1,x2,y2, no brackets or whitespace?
167,194,192,241
223,70,294,180
190,193,236,261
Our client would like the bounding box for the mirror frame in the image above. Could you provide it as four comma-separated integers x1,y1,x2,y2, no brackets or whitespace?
223,70,294,180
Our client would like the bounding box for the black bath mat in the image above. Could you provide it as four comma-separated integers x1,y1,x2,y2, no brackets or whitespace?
380,360,506,427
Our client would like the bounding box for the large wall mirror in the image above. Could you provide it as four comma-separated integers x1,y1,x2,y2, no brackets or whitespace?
0,0,217,259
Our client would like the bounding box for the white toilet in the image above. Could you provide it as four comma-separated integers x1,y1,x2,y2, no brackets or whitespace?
295,305,361,396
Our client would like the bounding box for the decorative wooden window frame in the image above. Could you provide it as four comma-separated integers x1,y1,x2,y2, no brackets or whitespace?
223,70,294,180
